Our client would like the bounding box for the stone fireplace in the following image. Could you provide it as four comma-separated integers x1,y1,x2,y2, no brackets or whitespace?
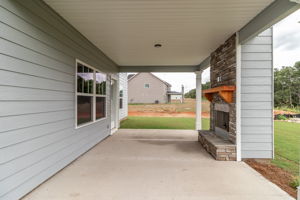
198,34,237,161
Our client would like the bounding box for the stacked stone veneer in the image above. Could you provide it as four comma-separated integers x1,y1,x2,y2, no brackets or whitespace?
198,34,237,161
198,131,236,161
210,34,237,144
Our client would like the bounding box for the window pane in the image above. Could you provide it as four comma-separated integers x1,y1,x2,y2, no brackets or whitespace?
119,98,123,109
96,97,106,119
77,64,94,94
119,85,123,97
77,96,93,125
96,71,106,95
77,64,84,93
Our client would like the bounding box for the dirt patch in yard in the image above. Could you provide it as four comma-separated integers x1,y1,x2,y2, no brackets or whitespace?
245,159,297,198
128,98,210,118
128,111,210,118
274,110,297,115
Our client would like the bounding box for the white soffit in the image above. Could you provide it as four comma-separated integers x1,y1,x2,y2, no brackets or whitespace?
44,0,274,66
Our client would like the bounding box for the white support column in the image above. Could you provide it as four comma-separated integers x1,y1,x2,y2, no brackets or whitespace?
195,70,203,130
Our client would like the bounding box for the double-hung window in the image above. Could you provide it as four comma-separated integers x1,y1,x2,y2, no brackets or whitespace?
76,61,106,127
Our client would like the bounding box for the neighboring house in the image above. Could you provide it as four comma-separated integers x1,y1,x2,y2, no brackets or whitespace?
128,73,183,104
168,85,185,103
168,91,183,103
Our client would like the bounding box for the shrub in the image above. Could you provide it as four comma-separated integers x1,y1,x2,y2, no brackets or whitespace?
289,177,299,189
276,114,288,120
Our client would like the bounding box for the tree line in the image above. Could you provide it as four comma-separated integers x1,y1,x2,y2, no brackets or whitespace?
184,82,210,99
274,61,299,108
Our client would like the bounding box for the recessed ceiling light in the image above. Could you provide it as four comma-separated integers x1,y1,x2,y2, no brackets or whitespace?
154,43,162,48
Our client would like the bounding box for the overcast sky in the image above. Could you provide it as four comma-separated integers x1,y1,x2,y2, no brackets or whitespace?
149,10,300,93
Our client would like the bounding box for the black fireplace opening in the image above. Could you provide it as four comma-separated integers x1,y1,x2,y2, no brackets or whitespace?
215,111,229,132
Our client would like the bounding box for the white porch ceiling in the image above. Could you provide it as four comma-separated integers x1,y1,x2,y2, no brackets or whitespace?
44,0,274,66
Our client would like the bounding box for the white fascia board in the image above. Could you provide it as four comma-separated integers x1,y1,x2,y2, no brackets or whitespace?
197,56,211,71
239,0,300,44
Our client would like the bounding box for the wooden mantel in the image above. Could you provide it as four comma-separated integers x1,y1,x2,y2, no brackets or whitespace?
203,86,236,103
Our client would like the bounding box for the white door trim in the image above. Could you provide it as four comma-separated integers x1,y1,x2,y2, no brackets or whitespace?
110,76,119,135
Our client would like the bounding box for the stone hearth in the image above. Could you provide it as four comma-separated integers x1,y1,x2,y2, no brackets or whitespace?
198,130,236,161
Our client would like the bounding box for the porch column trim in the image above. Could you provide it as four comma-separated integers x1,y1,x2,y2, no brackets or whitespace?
235,33,242,161
195,70,203,130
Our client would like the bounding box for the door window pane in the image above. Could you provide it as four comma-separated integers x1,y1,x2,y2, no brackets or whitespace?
96,97,106,119
119,98,123,109
77,96,93,125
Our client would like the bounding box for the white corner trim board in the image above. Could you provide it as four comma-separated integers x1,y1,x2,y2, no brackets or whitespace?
235,32,242,162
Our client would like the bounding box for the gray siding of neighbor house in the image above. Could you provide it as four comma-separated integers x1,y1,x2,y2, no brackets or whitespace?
128,73,169,104
241,28,273,158
119,73,128,121
0,0,118,199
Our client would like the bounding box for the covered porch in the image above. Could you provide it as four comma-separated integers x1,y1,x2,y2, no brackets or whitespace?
23,129,292,200
1,0,300,199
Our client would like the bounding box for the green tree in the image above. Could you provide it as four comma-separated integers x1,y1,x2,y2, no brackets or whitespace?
274,61,300,108
185,89,196,98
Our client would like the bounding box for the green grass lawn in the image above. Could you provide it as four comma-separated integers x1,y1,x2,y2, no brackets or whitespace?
272,121,300,177
121,116,209,130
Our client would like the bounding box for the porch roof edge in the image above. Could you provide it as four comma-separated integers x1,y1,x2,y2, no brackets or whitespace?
119,65,199,72
238,0,300,44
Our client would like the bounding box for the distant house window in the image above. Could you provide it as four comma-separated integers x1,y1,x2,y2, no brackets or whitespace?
119,86,123,109
76,61,106,127
144,83,150,88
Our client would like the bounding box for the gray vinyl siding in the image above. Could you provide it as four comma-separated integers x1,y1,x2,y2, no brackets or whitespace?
240,28,273,159
119,73,128,121
0,0,118,199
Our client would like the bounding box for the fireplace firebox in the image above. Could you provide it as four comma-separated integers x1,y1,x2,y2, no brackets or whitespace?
215,110,230,140
216,111,229,131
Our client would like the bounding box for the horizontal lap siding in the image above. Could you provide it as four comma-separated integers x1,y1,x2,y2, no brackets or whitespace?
0,0,117,199
119,73,128,121
240,28,273,158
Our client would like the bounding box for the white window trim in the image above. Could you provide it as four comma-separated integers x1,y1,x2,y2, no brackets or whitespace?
75,59,107,129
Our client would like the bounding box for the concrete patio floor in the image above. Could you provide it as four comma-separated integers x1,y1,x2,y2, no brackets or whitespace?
23,129,293,200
